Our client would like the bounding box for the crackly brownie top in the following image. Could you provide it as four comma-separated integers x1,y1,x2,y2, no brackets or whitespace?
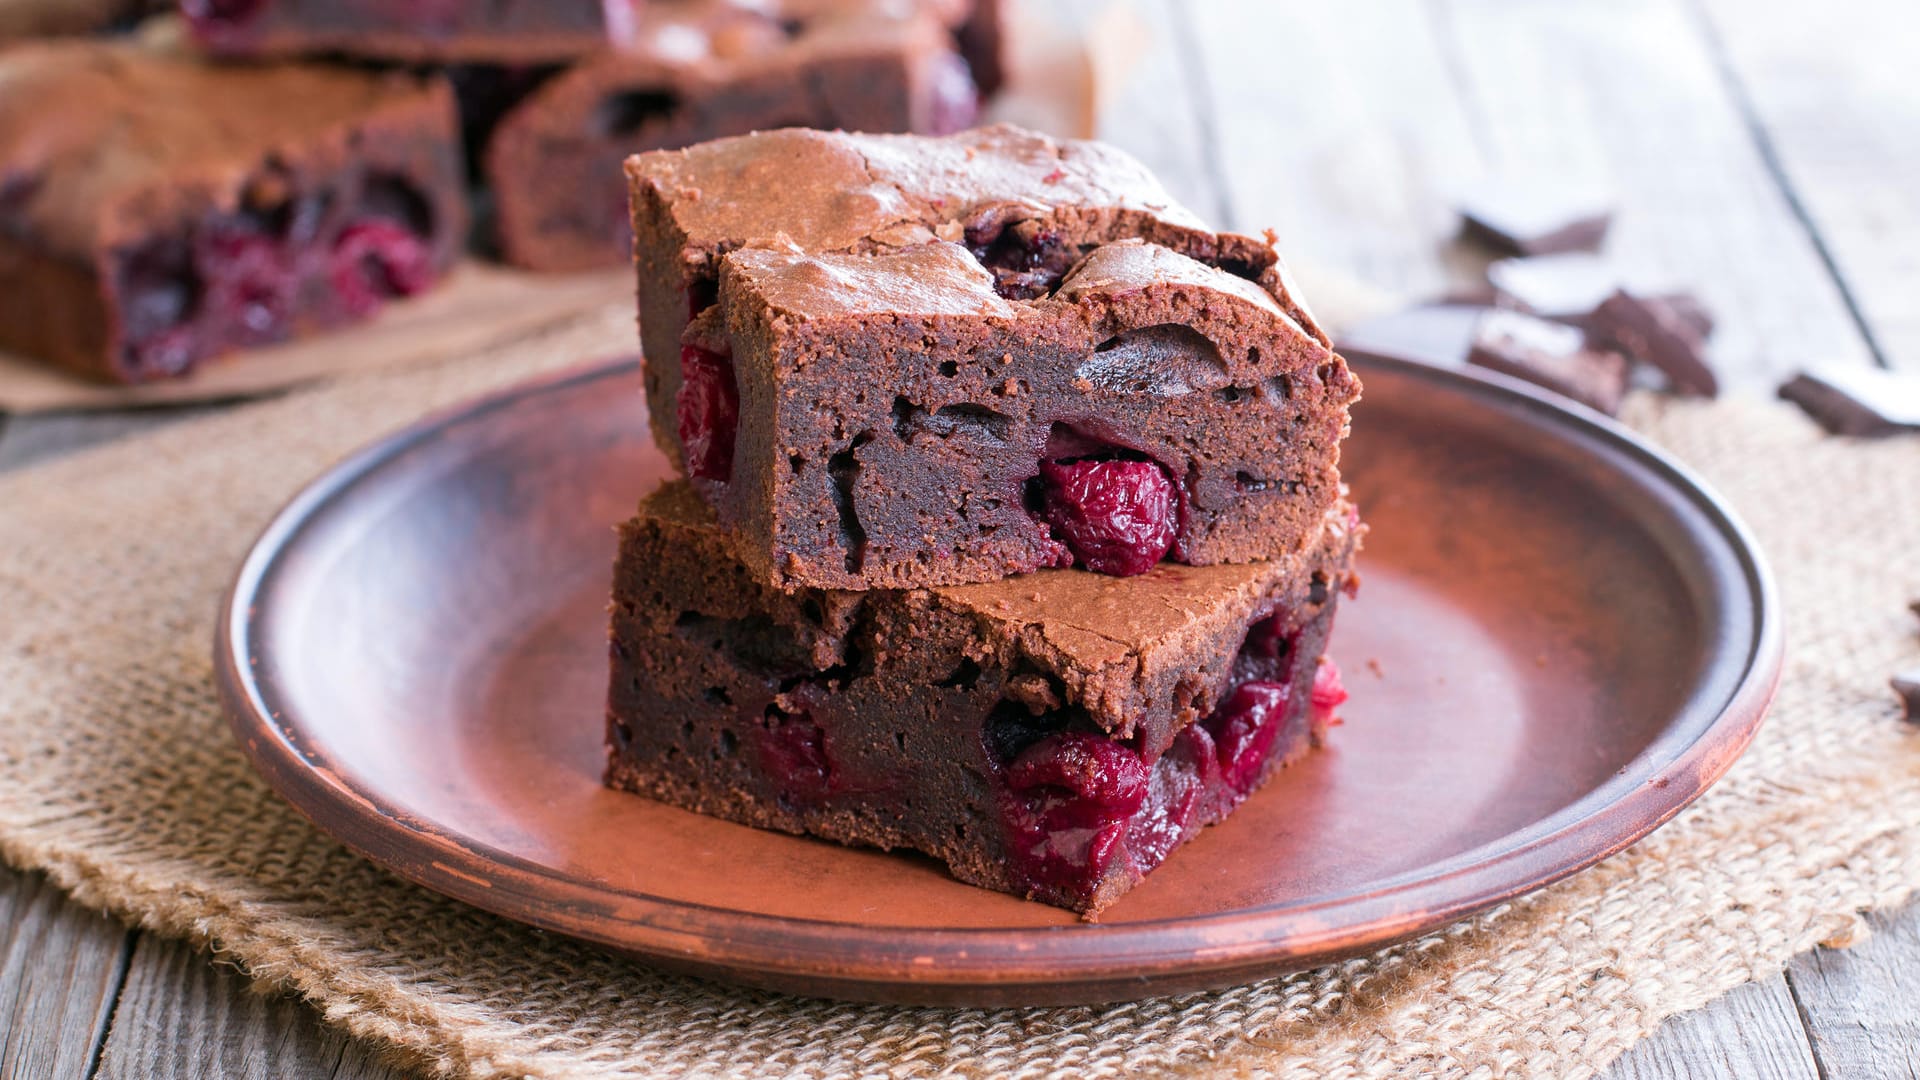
0,40,446,260
628,124,1329,343
726,236,1297,329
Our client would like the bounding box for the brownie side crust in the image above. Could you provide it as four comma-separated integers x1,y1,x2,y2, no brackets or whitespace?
604,482,1360,913
626,124,1334,469
488,3,981,272
0,41,466,381
696,237,1357,590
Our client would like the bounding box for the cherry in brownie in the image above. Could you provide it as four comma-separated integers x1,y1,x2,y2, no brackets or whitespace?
629,126,1354,589
0,41,464,383
488,1,985,272
181,0,631,63
606,482,1359,916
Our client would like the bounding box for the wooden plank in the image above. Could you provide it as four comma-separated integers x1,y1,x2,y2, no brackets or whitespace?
1428,0,1877,392
0,410,212,474
94,935,412,1080
1784,900,1920,1078
1602,976,1820,1080
1690,0,1920,372
1181,0,1487,301
0,866,133,1080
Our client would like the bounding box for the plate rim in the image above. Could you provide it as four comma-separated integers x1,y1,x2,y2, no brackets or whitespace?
214,353,1784,998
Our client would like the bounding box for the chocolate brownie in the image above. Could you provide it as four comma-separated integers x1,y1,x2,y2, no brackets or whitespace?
628,125,1353,589
605,482,1360,915
0,41,465,382
488,1,985,272
0,0,159,41
180,0,629,63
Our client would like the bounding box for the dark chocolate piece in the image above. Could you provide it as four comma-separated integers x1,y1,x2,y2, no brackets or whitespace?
1458,176,1613,256
628,125,1352,591
1488,253,1715,339
1466,310,1629,415
489,1,985,271
1895,672,1920,723
1778,368,1920,437
0,40,466,383
1591,289,1719,398
605,481,1361,915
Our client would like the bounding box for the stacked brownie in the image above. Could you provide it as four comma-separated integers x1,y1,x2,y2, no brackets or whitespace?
606,125,1364,916
0,0,1004,383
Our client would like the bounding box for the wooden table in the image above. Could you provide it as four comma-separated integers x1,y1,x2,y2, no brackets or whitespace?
4,1,1916,1075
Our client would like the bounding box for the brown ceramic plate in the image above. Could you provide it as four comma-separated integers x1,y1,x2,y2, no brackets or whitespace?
216,353,1781,1006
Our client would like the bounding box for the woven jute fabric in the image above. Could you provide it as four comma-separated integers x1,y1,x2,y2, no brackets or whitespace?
3,304,1919,1078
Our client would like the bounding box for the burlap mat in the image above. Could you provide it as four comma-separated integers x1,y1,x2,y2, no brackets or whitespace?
4,303,1919,1078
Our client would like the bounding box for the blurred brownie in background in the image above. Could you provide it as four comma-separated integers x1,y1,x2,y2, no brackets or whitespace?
181,0,632,63
487,1,987,271
0,0,162,42
0,40,465,382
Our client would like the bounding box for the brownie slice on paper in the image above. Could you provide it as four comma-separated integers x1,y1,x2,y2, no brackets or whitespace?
0,40,465,382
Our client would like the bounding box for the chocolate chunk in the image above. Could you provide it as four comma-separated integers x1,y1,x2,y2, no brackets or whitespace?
1488,255,1716,342
1488,252,1620,323
1466,310,1630,415
1778,368,1920,437
1458,177,1614,256
1660,292,1715,340
1590,290,1718,397
1895,671,1920,723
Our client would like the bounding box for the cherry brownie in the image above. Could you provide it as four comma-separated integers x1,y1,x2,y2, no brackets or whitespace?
488,1,985,272
628,126,1356,589
0,41,464,383
181,0,631,63
606,482,1359,915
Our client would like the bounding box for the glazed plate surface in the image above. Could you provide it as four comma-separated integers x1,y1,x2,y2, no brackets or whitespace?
217,354,1780,1005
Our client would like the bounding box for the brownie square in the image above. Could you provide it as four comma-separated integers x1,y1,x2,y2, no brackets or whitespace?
627,125,1354,590
182,0,626,63
0,40,466,383
488,1,984,272
605,482,1361,915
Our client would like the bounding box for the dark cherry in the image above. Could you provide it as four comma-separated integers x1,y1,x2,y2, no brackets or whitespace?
1310,658,1349,726
1006,732,1150,817
331,220,435,317
678,343,739,482
125,326,197,379
1205,681,1291,794
1241,611,1289,661
1037,457,1179,576
926,53,982,136
196,225,295,345
182,0,267,26
757,710,834,806
967,224,1074,300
